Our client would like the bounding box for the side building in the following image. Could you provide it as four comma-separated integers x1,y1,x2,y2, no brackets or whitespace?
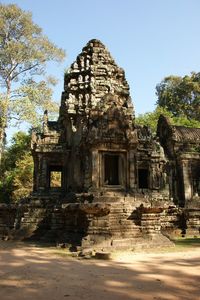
157,115,200,207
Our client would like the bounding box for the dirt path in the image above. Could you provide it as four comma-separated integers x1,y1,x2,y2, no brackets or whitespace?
0,242,200,300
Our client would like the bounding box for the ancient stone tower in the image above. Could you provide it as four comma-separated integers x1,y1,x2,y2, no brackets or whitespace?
31,39,168,200
1,39,200,248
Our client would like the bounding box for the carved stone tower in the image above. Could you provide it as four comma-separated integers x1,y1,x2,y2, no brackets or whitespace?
32,39,139,195
31,39,168,202
19,39,181,248
3,40,200,248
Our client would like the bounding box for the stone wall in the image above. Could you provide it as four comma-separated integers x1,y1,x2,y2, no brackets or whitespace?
0,204,17,237
1,197,199,249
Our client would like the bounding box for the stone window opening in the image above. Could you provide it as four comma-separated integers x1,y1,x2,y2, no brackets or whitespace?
48,166,63,189
138,168,149,189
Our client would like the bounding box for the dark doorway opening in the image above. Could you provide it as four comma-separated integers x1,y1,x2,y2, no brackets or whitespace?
104,154,119,185
138,168,149,189
192,163,200,196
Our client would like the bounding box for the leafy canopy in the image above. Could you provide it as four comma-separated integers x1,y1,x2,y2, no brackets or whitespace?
0,3,65,128
0,4,65,85
136,72,200,133
0,131,33,203
156,72,200,121
136,106,200,134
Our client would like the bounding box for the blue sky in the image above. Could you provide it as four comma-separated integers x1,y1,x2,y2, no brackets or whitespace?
2,0,200,119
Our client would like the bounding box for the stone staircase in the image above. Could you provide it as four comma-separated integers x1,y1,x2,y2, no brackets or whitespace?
108,202,141,238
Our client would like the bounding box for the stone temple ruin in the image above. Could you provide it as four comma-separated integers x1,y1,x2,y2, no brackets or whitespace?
1,39,200,249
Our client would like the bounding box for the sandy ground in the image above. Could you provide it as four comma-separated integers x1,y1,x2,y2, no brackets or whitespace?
0,242,200,300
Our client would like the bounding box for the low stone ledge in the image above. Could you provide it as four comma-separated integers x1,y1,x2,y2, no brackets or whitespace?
62,203,111,216
95,251,111,260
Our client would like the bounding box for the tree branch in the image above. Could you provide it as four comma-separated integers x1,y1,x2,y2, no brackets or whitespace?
10,62,41,81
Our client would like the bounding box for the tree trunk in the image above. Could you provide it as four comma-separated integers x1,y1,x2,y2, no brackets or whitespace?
0,80,10,164
0,128,6,163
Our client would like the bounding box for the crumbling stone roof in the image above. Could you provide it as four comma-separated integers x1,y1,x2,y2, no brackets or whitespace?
157,115,200,144
171,125,200,143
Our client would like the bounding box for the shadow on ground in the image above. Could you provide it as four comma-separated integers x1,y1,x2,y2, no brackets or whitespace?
0,241,200,300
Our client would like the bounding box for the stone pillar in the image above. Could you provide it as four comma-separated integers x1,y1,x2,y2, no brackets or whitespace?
63,158,68,193
150,162,160,190
73,150,81,190
92,150,99,189
84,153,92,191
33,156,39,192
129,150,136,190
181,160,192,203
38,156,48,192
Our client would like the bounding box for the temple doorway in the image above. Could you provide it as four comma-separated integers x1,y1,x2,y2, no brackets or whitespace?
104,154,119,185
100,151,127,188
138,168,149,189
192,162,200,196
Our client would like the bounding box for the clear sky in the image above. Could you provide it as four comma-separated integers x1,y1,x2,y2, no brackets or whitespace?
2,0,200,117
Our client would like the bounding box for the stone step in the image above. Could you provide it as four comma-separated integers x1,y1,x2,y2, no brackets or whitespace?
109,220,139,226
111,233,141,239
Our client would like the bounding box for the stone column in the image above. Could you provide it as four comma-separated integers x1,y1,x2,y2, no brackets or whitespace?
73,150,81,190
181,160,192,203
129,150,136,190
38,156,48,192
92,150,99,189
150,163,160,190
33,156,39,192
84,153,92,191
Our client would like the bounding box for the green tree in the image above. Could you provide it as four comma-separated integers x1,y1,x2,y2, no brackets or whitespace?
156,72,200,121
136,106,200,134
136,106,173,133
12,152,33,201
2,131,31,171
0,4,65,160
0,131,33,203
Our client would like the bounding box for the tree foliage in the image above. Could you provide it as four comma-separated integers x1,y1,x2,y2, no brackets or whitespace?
12,152,33,201
0,132,33,203
0,3,65,159
137,72,200,133
135,107,172,133
136,106,200,134
156,72,200,121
